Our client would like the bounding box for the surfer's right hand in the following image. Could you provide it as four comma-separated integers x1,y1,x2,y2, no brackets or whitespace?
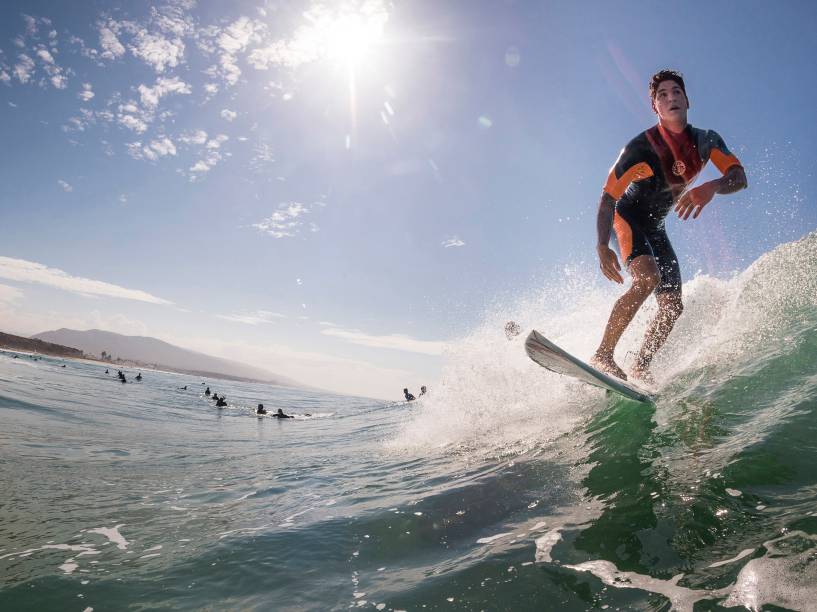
597,245,623,284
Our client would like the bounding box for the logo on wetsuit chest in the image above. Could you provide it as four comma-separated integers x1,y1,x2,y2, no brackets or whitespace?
671,160,686,176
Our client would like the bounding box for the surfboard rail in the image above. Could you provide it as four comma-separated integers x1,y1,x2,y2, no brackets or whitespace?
524,329,654,403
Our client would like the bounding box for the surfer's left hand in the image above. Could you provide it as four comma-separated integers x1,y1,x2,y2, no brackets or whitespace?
675,181,717,220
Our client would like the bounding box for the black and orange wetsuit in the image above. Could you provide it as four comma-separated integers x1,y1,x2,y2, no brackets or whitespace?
603,124,742,293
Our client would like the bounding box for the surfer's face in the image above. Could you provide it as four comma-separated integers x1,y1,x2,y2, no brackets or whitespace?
653,80,688,123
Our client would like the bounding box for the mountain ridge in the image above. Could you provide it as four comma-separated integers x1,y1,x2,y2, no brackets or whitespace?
32,328,302,387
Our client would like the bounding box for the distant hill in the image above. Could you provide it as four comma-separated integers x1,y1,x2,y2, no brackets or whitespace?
32,328,301,387
0,331,85,359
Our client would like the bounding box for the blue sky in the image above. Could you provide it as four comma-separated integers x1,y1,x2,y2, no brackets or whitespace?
1,0,815,399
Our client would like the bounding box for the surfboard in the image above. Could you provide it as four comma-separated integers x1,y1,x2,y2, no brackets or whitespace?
524,329,654,403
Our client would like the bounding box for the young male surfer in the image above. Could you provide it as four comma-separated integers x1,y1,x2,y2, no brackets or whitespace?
591,70,747,383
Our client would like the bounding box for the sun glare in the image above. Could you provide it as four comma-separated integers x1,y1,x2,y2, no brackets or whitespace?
325,14,381,70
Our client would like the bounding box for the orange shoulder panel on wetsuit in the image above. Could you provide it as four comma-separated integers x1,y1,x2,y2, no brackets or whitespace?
603,162,654,201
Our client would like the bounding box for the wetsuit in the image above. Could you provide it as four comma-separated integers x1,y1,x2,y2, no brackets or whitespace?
603,124,741,293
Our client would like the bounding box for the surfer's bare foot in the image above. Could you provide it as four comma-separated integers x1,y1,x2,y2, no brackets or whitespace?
590,352,628,381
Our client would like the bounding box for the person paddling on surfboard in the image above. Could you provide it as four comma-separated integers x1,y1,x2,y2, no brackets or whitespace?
591,69,747,383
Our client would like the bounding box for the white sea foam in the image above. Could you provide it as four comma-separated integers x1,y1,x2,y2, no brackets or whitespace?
476,532,513,544
708,548,754,568
86,525,129,550
534,529,562,563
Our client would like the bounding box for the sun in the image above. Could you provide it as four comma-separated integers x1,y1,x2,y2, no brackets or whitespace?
324,13,382,71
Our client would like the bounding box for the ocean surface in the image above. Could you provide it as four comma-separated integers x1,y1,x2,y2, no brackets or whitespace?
2,232,817,611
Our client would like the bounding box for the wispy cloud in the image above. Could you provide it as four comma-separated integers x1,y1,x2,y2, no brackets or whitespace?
220,108,237,121
57,179,73,192
0,256,172,304
78,82,95,101
216,310,285,325
321,327,446,355
442,236,465,248
253,201,320,238
0,282,24,305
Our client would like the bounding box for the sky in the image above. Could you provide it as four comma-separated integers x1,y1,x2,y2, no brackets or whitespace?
1,0,816,400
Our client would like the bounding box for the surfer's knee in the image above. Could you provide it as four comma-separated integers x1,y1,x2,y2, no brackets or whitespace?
633,270,660,294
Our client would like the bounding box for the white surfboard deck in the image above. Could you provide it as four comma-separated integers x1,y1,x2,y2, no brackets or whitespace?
524,329,654,403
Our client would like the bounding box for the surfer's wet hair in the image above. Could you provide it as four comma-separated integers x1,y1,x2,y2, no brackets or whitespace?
649,69,688,108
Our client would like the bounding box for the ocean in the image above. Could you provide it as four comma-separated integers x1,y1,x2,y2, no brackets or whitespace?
1,232,816,611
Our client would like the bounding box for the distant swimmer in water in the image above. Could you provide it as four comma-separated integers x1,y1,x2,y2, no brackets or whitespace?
216,396,227,407
136,373,142,381
257,403,267,415
205,387,211,396
403,388,416,402
180,385,188,390
105,368,109,374
212,393,219,401
62,364,66,368
273,408,293,419
419,385,427,396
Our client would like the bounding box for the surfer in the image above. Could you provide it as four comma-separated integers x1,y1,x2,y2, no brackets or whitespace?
403,388,416,402
136,373,142,381
216,396,227,407
272,408,293,419
592,70,747,383
419,385,427,396
257,403,267,415
205,386,211,396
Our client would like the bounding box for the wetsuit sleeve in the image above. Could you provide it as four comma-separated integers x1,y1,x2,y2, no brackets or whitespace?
702,130,742,174
602,138,655,201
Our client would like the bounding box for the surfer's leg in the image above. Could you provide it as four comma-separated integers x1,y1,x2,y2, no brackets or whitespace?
633,290,683,380
592,255,660,380
632,231,683,381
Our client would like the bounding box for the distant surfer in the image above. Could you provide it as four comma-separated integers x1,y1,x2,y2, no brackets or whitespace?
216,396,227,407
257,403,267,415
592,69,747,383
403,388,416,402
419,385,427,396
272,408,293,419
212,393,220,401
105,368,109,374
205,386,211,396
136,373,142,381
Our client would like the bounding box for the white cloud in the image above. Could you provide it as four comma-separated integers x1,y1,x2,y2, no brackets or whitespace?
99,23,126,60
35,48,55,64
189,160,211,173
321,327,446,355
22,14,38,36
178,129,208,145
0,256,172,304
78,82,94,101
137,76,191,107
442,236,465,248
119,114,148,133
206,134,228,149
13,54,35,84
218,17,264,54
129,30,185,73
0,282,24,305
146,136,176,158
216,310,285,325
57,179,73,192
253,202,312,238
220,108,237,121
